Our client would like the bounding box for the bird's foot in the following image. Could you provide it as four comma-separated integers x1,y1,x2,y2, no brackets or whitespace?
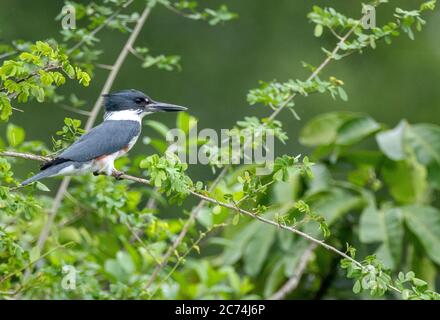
112,170,125,180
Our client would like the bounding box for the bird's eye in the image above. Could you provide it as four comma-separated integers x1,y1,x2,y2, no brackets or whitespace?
135,97,144,104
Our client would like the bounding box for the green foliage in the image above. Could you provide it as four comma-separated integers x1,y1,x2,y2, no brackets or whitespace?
140,152,193,203
341,250,440,300
247,77,347,119
309,0,436,55
0,93,12,121
236,116,288,144
134,47,181,72
403,205,440,265
0,41,91,120
148,0,238,25
52,118,85,151
6,124,25,147
300,112,381,147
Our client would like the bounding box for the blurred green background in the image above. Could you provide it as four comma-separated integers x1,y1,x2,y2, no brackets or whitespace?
1,0,439,183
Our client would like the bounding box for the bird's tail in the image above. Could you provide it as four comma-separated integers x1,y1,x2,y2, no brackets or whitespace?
20,162,73,187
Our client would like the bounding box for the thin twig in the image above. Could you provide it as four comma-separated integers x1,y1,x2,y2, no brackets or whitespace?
125,222,162,266
128,46,144,61
32,178,71,255
328,26,344,41
67,0,135,54
11,106,24,112
0,51,16,60
146,191,158,210
96,63,114,71
58,104,92,116
0,151,50,162
269,243,317,300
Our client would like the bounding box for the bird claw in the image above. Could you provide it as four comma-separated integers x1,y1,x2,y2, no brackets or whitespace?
112,170,125,180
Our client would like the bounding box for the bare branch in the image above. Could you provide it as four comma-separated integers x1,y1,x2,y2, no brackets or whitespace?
58,104,92,116
0,151,50,162
96,63,114,71
0,51,16,60
269,243,317,300
125,222,162,267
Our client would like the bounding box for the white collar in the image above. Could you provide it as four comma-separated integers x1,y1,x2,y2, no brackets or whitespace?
104,109,149,122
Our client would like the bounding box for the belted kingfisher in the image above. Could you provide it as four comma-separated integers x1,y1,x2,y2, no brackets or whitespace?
20,89,187,187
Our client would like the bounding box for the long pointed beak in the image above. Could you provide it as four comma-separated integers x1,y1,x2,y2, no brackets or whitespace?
149,101,188,112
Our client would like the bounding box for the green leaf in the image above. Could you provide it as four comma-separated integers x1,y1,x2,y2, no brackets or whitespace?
314,24,324,37
376,120,407,161
232,213,240,226
59,227,82,243
309,189,362,226
403,124,440,190
410,248,437,288
336,115,381,146
0,93,12,121
353,280,361,293
221,220,261,265
273,169,284,181
359,202,383,243
412,277,427,287
427,162,440,190
382,159,427,204
375,208,404,269
145,120,170,138
6,123,25,147
35,181,50,192
403,205,440,265
360,202,403,269
338,87,348,101
177,112,197,134
64,64,75,78
29,246,40,263
243,223,276,276
405,123,440,166
300,112,356,146
31,86,45,103
116,251,135,274
263,258,286,297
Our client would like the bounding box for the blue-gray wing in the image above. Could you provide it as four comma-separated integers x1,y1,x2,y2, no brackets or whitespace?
58,120,141,162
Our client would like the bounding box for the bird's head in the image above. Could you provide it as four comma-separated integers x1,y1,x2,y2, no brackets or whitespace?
103,89,187,116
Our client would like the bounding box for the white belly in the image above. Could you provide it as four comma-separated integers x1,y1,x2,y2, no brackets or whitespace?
57,162,95,176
